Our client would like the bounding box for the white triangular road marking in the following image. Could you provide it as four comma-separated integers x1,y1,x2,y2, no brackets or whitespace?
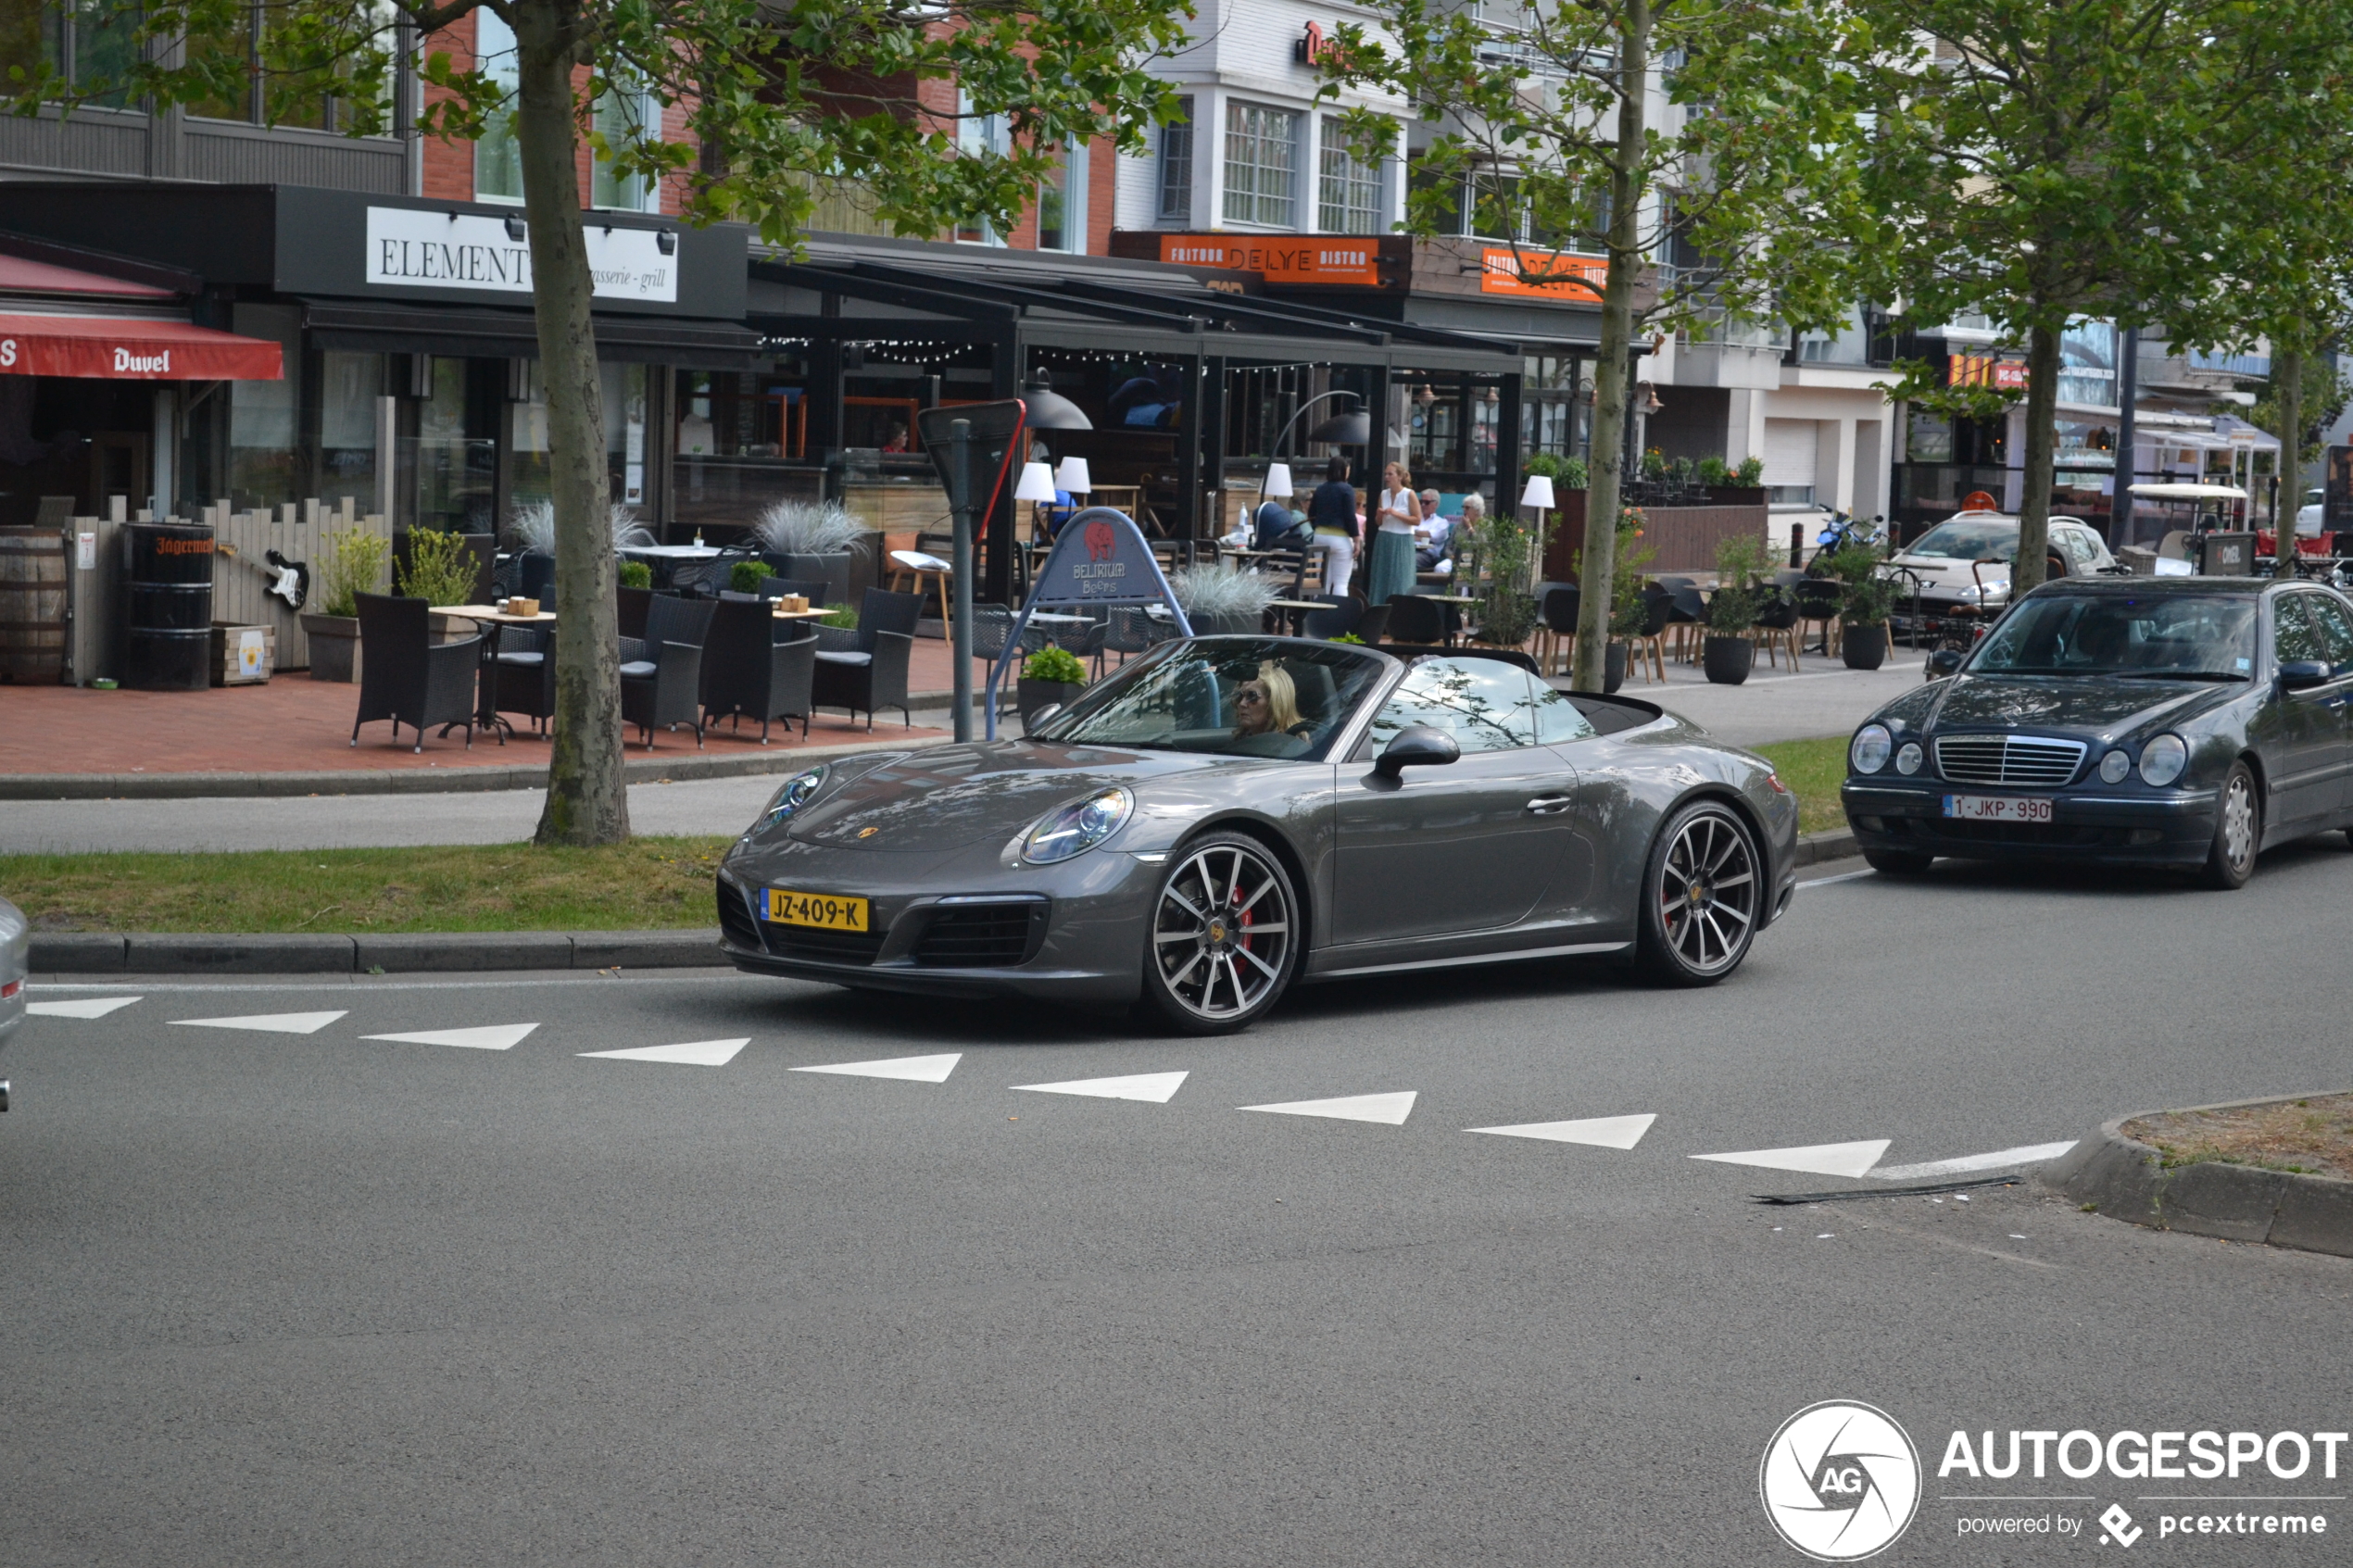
28,996,144,1019
1241,1091,1416,1125
1468,1113,1655,1149
172,1010,348,1035
1690,1138,1892,1179
579,1037,749,1067
361,1022,538,1051
1871,1141,2079,1182
1013,1071,1189,1103
791,1052,960,1083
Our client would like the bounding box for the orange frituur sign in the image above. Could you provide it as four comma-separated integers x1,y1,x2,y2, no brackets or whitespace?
1156,236,1383,288
1478,247,1606,298
1950,353,2027,390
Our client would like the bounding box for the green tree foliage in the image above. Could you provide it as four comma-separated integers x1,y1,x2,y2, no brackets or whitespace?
1321,0,1858,691
1824,1,2353,589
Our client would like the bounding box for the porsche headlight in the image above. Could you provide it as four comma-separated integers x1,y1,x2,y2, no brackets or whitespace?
1894,742,1923,775
1850,724,1893,774
760,766,828,828
2139,734,2188,788
2099,749,2132,784
1022,787,1133,865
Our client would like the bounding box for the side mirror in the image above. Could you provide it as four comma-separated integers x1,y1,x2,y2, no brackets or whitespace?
1928,648,1965,677
2278,660,2331,692
1374,724,1461,779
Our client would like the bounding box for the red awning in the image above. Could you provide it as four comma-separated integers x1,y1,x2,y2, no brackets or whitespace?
0,314,283,381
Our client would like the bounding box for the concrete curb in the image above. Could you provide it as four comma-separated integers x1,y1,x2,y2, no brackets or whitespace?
31,929,724,975
0,732,952,800
1793,827,1858,867
2040,1095,2353,1259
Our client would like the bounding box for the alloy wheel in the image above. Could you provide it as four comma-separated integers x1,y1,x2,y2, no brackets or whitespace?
1151,841,1294,1024
1656,808,1758,977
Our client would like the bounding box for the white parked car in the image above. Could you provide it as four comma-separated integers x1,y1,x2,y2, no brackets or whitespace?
1884,510,2117,639
2297,487,2323,537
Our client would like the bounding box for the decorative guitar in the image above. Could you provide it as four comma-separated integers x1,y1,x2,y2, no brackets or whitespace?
218,544,310,611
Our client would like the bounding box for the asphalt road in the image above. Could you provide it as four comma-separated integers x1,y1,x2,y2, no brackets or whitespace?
6,847,2351,1565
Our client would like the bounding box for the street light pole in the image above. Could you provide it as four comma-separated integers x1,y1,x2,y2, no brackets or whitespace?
947,418,976,744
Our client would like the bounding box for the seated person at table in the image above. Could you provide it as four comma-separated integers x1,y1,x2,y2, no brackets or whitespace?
1231,662,1315,753
1413,489,1453,571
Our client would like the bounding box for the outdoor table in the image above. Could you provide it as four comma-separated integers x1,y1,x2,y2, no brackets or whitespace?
618,544,722,559
431,604,557,738
1026,610,1096,649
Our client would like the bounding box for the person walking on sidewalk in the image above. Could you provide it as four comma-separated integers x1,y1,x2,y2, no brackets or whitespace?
1365,461,1419,608
1306,456,1362,596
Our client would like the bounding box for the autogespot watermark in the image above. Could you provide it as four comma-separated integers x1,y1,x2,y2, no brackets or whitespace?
1763,1405,2348,1557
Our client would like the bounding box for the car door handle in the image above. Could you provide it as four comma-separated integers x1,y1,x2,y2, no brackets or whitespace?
1525,796,1576,815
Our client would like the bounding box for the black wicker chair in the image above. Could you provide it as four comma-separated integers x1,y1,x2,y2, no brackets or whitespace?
700,597,818,744
1793,577,1843,656
1299,596,1360,640
616,584,654,640
489,622,556,735
813,588,922,730
1536,585,1581,674
350,593,482,753
1383,593,1445,646
621,593,716,749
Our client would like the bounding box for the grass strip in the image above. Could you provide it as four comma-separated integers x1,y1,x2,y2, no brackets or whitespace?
1,837,733,935
1753,735,1850,837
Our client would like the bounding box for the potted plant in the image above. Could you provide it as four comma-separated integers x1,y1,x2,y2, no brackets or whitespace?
619,559,653,590
1703,532,1769,684
301,526,389,682
505,498,656,598
1460,492,1549,649
729,559,774,596
1165,560,1281,636
1017,644,1089,729
1825,543,1898,669
753,498,865,608
396,526,484,636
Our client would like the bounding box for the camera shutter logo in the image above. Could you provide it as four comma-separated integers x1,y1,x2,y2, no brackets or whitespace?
1759,1400,1921,1561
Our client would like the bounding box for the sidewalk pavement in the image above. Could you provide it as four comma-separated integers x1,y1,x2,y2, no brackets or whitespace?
1615,655,1920,747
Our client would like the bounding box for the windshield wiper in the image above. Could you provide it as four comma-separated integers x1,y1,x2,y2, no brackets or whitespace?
2116,671,2248,682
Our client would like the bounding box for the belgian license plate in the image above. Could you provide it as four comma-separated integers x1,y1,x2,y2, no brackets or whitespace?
1944,795,2054,823
765,888,869,931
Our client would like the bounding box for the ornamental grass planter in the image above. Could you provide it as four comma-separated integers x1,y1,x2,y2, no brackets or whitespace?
1841,622,1889,670
1702,633,1755,685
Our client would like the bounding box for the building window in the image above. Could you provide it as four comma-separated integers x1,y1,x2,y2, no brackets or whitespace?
6,0,145,109
592,80,661,211
1223,103,1297,228
473,9,523,203
955,90,1011,245
1037,142,1088,253
1318,117,1382,235
1158,98,1193,223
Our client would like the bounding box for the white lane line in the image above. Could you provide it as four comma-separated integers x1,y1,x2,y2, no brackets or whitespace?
1691,1138,1892,1179
580,1037,749,1067
1871,1141,2079,1181
26,996,144,1019
171,1010,349,1035
30,973,745,994
791,1052,961,1083
1796,869,1875,889
1241,1091,1416,1125
1013,1071,1189,1104
1467,1113,1656,1149
360,1022,539,1051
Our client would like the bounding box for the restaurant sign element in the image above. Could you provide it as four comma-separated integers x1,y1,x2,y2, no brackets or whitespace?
986,507,1190,740
1156,235,1385,289
0,316,283,380
1478,246,1606,299
364,207,680,302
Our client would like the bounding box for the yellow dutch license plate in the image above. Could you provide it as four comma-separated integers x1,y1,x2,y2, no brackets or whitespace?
765,888,870,932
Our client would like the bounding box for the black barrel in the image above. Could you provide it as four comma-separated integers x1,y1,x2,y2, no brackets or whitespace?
124,521,215,691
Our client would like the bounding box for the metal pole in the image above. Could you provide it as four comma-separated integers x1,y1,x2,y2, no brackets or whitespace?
2114,325,2138,546
949,418,975,744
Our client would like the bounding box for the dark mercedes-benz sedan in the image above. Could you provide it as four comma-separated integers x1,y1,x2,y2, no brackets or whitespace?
1842,577,2353,887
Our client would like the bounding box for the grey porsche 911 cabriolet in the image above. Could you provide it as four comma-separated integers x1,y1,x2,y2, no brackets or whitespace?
717,636,1798,1033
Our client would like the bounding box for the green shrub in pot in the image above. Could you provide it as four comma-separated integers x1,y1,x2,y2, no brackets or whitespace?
729,559,774,595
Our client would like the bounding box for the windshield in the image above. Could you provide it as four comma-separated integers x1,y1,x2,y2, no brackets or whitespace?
1905,519,2019,562
1969,594,2257,678
1035,638,1387,759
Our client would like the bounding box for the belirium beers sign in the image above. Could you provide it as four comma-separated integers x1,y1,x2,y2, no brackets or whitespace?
364,208,679,302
